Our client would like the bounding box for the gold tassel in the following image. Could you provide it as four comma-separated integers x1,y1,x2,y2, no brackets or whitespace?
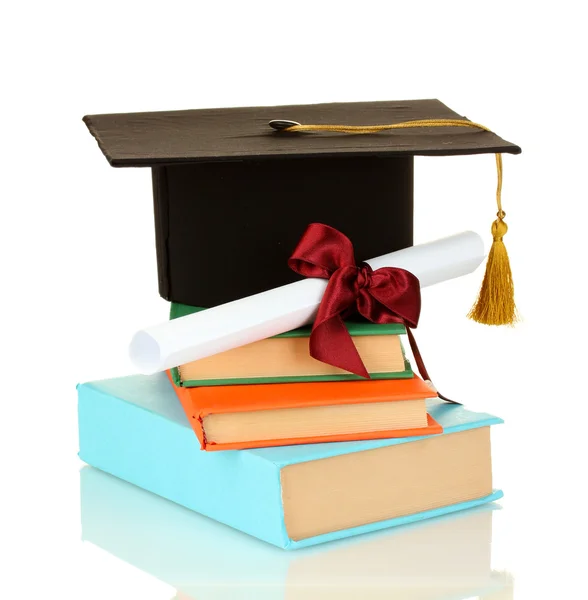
468,215,517,325
468,154,517,325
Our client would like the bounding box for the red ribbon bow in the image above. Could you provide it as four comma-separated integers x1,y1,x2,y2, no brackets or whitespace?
289,223,456,403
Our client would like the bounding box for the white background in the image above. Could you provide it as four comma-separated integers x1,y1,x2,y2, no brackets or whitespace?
2,1,587,598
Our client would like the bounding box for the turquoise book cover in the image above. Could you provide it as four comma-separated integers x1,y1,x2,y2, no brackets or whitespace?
77,372,503,550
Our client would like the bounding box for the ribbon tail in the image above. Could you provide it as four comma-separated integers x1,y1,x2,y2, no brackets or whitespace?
405,328,460,405
310,316,370,379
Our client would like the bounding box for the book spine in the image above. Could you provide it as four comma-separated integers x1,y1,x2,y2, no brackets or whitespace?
77,383,289,548
169,373,207,450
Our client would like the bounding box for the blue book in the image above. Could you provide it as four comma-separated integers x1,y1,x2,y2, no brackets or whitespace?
81,466,511,600
77,373,503,550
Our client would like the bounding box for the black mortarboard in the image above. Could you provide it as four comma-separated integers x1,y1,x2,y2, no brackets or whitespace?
83,99,520,315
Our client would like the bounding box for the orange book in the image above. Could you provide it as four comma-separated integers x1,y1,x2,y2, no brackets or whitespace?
168,372,442,451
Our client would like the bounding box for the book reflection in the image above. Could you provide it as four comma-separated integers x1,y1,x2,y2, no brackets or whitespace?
80,467,513,600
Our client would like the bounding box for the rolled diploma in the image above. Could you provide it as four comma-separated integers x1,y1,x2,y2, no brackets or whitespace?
130,231,484,374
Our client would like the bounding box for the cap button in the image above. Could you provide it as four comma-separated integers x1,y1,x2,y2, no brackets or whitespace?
269,120,301,131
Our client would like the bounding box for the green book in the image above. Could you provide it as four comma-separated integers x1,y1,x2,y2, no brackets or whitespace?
170,303,413,387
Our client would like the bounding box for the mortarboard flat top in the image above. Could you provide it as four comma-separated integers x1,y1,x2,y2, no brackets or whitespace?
83,99,521,167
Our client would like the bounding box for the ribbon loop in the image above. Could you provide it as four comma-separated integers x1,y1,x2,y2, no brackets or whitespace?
288,223,356,278
289,223,421,378
289,223,458,403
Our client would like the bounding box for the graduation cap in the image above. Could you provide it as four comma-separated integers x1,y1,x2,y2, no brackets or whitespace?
83,99,521,324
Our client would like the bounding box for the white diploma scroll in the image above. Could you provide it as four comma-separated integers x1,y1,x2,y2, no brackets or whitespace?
129,231,484,374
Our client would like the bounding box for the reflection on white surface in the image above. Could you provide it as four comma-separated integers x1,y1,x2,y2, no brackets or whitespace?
80,467,513,599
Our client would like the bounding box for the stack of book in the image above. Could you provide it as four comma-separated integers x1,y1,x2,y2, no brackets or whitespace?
167,302,442,450
78,307,503,549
